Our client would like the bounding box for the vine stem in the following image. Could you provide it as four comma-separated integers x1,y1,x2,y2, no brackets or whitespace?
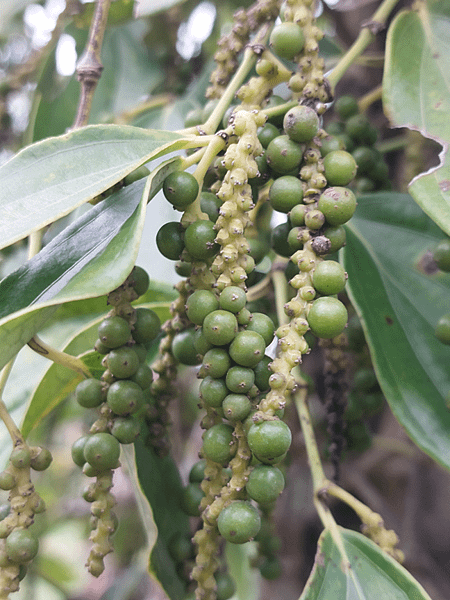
72,0,112,129
27,337,91,377
0,359,24,444
294,382,351,568
358,84,383,113
271,267,290,326
327,0,401,91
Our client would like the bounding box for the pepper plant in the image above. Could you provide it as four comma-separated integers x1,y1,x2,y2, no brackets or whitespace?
0,0,449,598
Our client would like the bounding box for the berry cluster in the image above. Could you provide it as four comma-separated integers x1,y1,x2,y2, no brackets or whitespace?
70,266,161,575
324,95,391,194
0,444,51,595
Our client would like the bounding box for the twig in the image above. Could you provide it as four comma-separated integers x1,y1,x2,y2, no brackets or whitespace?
327,0,401,91
72,0,112,129
0,360,24,443
27,336,91,377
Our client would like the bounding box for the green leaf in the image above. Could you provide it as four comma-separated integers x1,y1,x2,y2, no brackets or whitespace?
342,192,450,470
300,528,432,599
0,158,180,373
127,439,190,600
225,542,260,600
0,124,188,249
383,1,450,234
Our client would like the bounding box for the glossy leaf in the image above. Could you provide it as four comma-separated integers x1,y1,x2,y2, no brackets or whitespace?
383,1,450,234
300,528,432,599
343,192,450,470
0,159,180,372
0,124,187,249
134,0,185,18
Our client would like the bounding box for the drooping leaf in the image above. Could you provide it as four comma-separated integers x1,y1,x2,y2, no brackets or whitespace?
0,124,189,249
383,1,450,234
127,438,190,600
0,158,180,372
300,528,432,599
342,192,450,470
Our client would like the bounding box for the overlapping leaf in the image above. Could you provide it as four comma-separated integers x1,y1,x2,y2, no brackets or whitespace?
383,0,450,234
0,124,188,249
0,158,181,372
343,192,450,470
300,528,432,599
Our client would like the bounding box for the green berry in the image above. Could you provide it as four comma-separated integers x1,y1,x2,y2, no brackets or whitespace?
172,328,201,366
248,237,270,265
222,394,252,422
248,421,292,462
334,95,359,120
219,286,247,314
94,339,110,354
30,447,53,471
83,433,120,471
304,209,325,230
75,378,104,408
193,327,213,356
175,260,192,277
265,135,304,175
215,572,236,600
307,297,348,339
269,176,303,213
111,417,140,444
320,135,345,156
323,225,346,253
226,366,255,394
71,436,90,467
98,316,131,349
247,313,275,346
107,346,140,379
260,557,283,580
246,465,285,504
202,423,236,465
218,501,261,544
10,447,31,469
345,114,377,146
186,290,219,325
318,187,357,226
312,260,347,295
433,239,450,272
132,308,161,344
323,150,357,186
107,380,145,415
168,533,194,563
229,330,266,368
203,310,238,346
156,221,185,260
283,105,319,143
200,191,222,223
5,529,39,564
163,171,199,210
435,314,450,344
130,266,150,297
180,483,204,517
351,146,379,176
289,203,308,227
200,376,228,408
253,355,272,392
0,472,15,491
258,123,280,149
202,348,231,378
130,363,153,389
271,221,292,258
189,459,207,484
269,22,305,60
184,220,219,261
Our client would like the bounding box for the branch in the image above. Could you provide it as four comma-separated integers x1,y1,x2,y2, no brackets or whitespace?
28,336,91,377
72,0,112,129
